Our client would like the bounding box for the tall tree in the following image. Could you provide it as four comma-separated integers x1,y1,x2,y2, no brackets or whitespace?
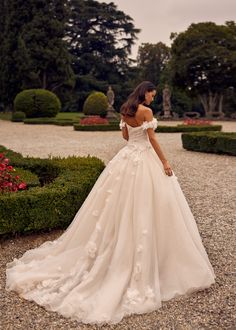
0,0,75,109
65,0,140,108
170,22,236,116
137,42,171,86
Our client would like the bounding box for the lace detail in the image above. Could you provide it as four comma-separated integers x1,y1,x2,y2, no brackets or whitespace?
122,286,156,312
85,241,97,258
142,118,158,130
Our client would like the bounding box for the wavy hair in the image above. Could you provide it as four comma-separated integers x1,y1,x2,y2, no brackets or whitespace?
120,81,156,117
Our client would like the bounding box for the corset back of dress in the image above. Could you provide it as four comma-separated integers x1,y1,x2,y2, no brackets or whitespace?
119,118,158,151
127,126,149,143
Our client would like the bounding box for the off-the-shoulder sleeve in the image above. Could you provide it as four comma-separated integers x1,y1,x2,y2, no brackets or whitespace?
119,119,126,129
142,118,158,130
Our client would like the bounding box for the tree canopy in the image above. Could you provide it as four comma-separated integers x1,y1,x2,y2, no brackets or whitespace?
170,21,236,115
65,0,140,109
1,0,235,117
137,42,171,86
0,0,75,109
0,0,140,110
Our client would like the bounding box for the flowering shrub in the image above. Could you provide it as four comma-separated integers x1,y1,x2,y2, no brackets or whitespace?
80,116,109,125
0,153,27,193
182,119,212,126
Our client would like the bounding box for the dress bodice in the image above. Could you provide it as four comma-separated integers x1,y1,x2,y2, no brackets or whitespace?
119,118,158,146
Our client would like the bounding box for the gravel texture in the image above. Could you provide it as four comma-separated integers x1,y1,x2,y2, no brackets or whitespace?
0,120,236,330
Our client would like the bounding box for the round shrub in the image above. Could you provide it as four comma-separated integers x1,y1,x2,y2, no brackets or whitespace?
11,111,26,122
14,89,61,118
83,92,108,117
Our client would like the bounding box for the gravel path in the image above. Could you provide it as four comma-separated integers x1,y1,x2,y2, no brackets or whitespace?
0,120,236,329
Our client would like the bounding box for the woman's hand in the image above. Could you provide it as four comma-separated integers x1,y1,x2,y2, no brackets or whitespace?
163,160,173,176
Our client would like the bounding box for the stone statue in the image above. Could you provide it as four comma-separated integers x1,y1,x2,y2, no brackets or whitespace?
107,86,115,107
163,84,172,118
106,86,117,119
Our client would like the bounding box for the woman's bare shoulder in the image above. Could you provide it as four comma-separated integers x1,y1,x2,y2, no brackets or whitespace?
137,104,152,113
137,105,153,120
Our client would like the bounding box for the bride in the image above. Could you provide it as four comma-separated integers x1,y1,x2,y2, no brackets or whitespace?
5,81,216,325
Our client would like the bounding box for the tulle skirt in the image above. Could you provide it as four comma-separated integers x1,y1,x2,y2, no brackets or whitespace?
6,143,216,325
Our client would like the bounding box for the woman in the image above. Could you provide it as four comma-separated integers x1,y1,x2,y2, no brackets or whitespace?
6,81,216,325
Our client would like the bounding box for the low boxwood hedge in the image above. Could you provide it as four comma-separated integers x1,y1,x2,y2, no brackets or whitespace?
22,117,222,133
74,123,120,131
74,123,222,132
0,146,105,236
23,118,80,126
181,132,236,156
157,124,222,132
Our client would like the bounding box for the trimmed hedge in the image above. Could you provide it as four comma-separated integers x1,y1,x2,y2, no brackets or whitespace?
14,89,61,118
24,118,79,126
157,124,222,132
0,146,105,236
74,123,120,131
21,117,222,133
74,123,222,132
181,132,236,156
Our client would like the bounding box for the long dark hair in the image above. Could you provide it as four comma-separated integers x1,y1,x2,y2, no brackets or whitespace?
120,81,156,117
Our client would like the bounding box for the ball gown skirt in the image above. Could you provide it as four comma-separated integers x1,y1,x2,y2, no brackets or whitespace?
5,118,216,325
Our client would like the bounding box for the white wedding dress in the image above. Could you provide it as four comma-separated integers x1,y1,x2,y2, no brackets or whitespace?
5,118,216,325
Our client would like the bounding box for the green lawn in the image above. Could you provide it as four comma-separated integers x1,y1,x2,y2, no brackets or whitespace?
0,113,12,120
56,112,84,120
0,112,84,121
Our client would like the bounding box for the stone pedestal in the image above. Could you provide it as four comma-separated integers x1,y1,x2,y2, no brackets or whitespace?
107,105,118,119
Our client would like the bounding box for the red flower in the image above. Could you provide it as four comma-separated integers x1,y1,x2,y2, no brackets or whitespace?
0,154,27,193
80,116,109,126
0,164,6,171
18,182,27,190
182,119,212,126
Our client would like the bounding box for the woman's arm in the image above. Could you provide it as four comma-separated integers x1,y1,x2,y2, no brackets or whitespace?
120,115,129,141
144,109,173,176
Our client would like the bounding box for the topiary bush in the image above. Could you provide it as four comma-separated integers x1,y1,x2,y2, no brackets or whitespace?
11,111,26,122
83,92,108,117
14,89,61,118
0,145,105,236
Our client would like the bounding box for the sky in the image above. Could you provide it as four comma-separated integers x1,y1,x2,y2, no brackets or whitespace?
98,0,236,58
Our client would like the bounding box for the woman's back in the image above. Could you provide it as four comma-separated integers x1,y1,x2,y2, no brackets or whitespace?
121,105,147,127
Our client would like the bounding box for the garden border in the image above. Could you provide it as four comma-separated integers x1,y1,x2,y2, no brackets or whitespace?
0,146,105,236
